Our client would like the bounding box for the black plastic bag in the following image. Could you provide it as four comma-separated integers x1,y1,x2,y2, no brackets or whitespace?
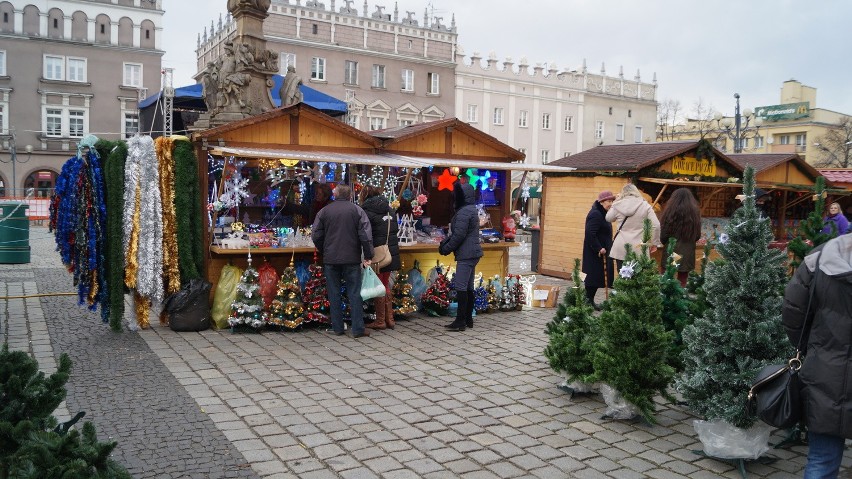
164,279,212,332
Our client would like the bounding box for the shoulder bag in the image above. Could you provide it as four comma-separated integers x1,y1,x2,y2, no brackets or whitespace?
747,253,819,429
371,215,393,269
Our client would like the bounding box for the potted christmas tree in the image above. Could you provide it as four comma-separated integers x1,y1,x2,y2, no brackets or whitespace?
659,239,691,372
590,220,675,423
486,275,500,313
303,251,330,324
228,252,268,333
544,259,598,395
787,176,835,272
499,276,516,312
421,265,450,316
268,259,305,331
676,166,789,460
391,262,418,317
474,275,489,314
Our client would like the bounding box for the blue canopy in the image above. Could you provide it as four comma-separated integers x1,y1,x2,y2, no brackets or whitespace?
139,74,347,116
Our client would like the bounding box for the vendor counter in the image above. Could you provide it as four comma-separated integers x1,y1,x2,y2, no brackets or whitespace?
207,242,518,289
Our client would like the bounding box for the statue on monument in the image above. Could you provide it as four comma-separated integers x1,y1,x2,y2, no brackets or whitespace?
279,65,304,107
217,41,251,110
227,0,271,13
200,61,219,113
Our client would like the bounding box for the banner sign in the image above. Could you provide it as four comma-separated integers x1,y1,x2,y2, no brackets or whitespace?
755,102,810,122
671,157,717,177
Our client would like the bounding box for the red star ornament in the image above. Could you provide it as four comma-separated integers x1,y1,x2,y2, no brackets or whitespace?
437,169,458,191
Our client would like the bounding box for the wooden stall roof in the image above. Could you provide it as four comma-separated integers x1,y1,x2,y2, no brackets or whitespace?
371,119,526,162
730,153,825,187
819,168,852,188
193,103,382,150
547,141,739,173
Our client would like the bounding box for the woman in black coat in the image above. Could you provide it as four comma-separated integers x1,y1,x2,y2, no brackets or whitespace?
360,186,400,330
582,191,616,308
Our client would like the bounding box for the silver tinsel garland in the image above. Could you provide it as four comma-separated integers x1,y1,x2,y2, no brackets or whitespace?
125,136,164,304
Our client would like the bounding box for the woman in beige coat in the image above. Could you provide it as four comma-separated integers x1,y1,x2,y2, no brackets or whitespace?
605,183,662,270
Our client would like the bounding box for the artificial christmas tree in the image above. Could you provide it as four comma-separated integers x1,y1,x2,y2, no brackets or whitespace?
397,213,416,245
544,259,598,395
420,264,451,316
677,166,789,455
391,262,418,316
685,241,712,322
268,259,305,330
787,176,835,272
303,252,330,324
659,238,691,372
590,220,675,423
228,253,268,332
499,276,517,312
486,275,500,313
511,274,526,311
474,275,489,313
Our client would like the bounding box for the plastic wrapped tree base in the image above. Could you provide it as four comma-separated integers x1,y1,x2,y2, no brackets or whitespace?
693,419,772,460
600,383,641,420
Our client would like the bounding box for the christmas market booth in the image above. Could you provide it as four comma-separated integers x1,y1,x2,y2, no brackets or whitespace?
193,103,574,295
539,140,831,279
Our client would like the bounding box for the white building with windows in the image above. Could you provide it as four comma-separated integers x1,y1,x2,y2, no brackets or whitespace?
0,0,163,196
455,51,658,182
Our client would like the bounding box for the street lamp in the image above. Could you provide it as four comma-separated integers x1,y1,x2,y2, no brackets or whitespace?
713,93,763,153
0,128,33,197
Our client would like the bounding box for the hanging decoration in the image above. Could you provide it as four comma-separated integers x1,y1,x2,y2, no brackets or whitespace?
436,169,458,191
397,214,416,245
465,168,493,191
357,165,385,188
219,160,249,210
99,139,128,331
49,134,109,323
173,139,204,283
156,137,180,297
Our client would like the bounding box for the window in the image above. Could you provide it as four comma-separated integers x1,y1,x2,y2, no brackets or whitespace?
53,18,58,28
145,29,150,39
595,120,604,139
608,107,613,115
311,24,318,34
43,107,88,138
739,138,748,150
467,104,478,123
755,135,764,148
371,64,385,88
123,112,139,138
279,52,296,73
346,115,359,129
44,55,64,80
427,72,439,94
540,150,550,164
100,24,105,34
0,104,5,135
563,152,571,158
401,69,414,91
518,147,526,156
493,107,504,125
0,50,5,76
564,115,573,132
634,126,643,143
779,135,790,145
310,57,326,81
66,58,86,82
369,117,386,130
344,60,358,85
44,55,87,82
615,123,625,141
796,134,807,149
68,110,85,137
541,113,551,130
45,109,62,137
399,119,414,127
518,110,528,128
628,109,632,118
123,63,142,88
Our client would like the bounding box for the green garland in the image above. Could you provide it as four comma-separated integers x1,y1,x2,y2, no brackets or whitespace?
173,140,203,282
96,140,127,332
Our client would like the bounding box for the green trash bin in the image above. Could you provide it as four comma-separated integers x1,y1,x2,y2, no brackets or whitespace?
0,202,30,264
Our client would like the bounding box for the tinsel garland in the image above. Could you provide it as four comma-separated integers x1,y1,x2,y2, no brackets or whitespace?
98,140,128,331
49,145,109,321
173,139,203,281
155,137,180,296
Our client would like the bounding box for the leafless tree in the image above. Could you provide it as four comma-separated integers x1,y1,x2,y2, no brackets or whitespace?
656,99,682,141
812,116,852,168
688,98,719,140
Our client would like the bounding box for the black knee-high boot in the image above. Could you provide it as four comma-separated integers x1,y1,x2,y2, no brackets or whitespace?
465,289,475,328
446,290,468,331
585,287,597,306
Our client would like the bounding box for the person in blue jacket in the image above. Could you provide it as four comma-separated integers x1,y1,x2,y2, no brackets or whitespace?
439,182,483,331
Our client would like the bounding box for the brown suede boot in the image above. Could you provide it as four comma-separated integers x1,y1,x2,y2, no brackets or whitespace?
385,294,395,329
368,296,387,330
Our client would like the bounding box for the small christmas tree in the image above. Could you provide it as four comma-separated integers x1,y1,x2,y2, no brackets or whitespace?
303,252,330,324
474,275,489,313
228,253,268,332
268,259,305,331
486,275,500,313
659,238,691,372
677,166,789,429
392,262,418,316
421,264,450,316
787,176,835,272
511,274,527,310
499,276,516,312
397,213,416,245
544,259,598,393
590,220,675,423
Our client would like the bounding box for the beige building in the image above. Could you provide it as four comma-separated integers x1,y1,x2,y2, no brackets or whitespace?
0,0,163,197
196,0,456,131
668,80,848,166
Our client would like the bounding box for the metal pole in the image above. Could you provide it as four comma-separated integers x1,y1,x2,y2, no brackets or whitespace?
9,129,16,197
734,93,742,153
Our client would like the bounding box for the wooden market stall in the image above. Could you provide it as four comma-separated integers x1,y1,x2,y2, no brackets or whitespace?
192,104,573,290
815,168,852,220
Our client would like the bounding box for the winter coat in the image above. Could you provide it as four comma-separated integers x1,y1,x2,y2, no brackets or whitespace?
781,234,852,438
582,201,614,288
605,195,661,261
660,229,701,273
311,199,373,264
361,195,401,273
821,212,849,236
439,183,483,261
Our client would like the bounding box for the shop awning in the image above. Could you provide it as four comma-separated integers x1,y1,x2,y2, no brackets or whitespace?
388,155,576,173
512,186,541,199
210,146,429,168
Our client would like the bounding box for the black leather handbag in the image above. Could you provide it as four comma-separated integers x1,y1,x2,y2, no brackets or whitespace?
747,254,818,429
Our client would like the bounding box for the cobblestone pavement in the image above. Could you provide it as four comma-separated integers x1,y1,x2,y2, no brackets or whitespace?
2,226,851,478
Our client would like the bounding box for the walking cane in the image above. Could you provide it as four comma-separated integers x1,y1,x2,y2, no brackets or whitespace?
601,253,609,300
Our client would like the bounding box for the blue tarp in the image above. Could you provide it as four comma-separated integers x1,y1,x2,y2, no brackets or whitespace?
139,74,347,116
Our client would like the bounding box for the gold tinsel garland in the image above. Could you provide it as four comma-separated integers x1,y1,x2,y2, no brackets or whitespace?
124,185,141,289
156,137,180,296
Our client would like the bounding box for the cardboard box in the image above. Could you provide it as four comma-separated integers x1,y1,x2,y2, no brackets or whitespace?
532,285,560,308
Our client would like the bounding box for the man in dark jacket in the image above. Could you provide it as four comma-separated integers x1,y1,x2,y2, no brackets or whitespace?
782,234,852,477
439,182,483,331
312,184,374,338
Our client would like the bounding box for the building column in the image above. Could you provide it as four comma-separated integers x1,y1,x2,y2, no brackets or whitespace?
13,9,22,34
39,12,47,36
133,24,141,47
87,19,95,41
154,27,162,50
63,16,72,40
110,21,118,45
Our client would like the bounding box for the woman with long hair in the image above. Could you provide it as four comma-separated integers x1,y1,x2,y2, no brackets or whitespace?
605,183,661,271
659,188,702,286
359,185,400,330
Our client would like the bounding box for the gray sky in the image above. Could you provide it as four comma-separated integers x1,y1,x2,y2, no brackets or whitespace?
162,0,852,120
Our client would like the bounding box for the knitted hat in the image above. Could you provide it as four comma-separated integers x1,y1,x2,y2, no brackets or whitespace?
597,191,616,202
